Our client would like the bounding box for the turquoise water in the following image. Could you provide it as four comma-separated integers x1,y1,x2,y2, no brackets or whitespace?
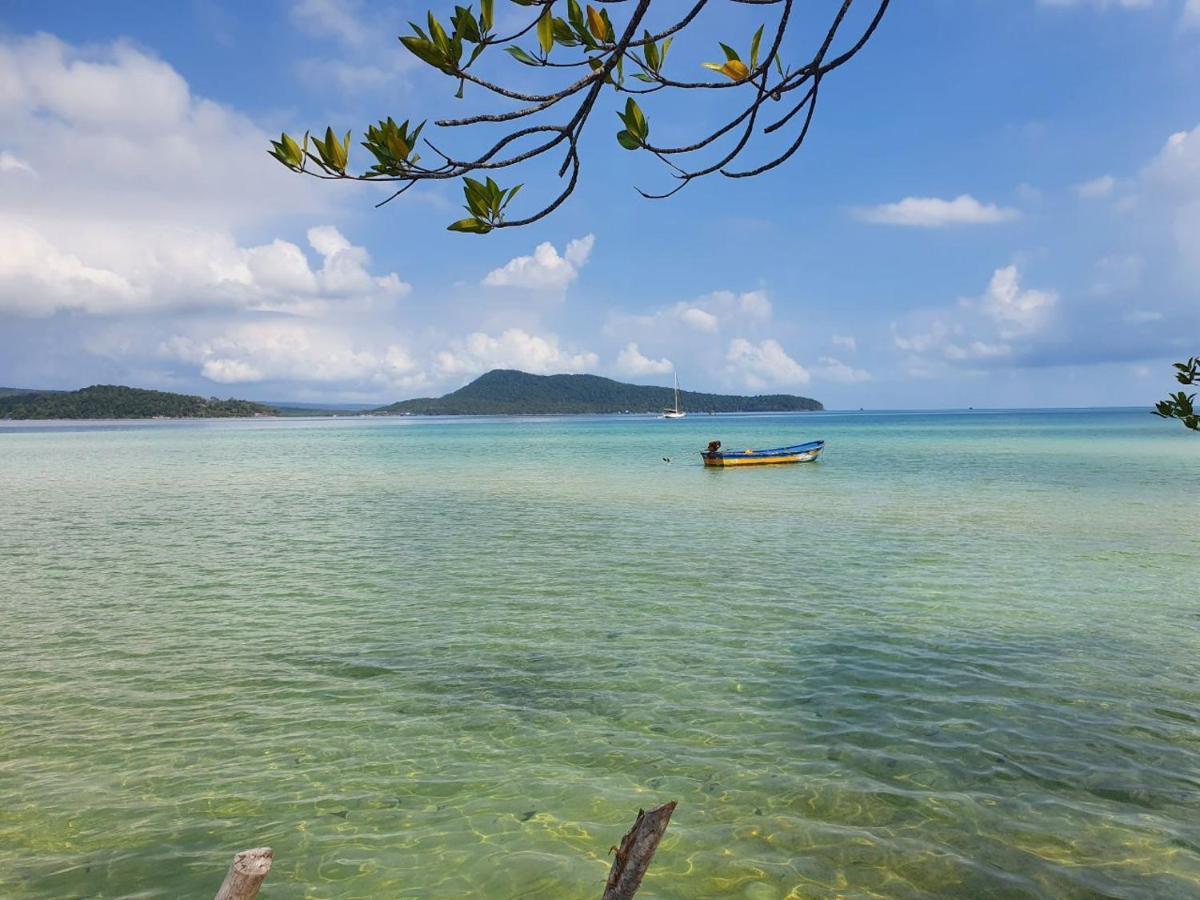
0,410,1197,898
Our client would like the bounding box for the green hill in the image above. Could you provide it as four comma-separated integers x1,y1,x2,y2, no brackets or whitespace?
0,385,277,420
375,369,823,415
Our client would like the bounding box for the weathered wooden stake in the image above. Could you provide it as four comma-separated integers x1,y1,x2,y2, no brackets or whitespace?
214,846,273,900
602,801,677,900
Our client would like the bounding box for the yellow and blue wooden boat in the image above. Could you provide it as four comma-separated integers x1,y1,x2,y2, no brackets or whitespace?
701,439,824,467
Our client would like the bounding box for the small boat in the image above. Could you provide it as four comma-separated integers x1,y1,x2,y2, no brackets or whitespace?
701,439,824,467
662,371,686,419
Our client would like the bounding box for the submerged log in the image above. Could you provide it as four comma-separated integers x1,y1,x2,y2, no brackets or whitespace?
214,847,273,900
602,801,677,900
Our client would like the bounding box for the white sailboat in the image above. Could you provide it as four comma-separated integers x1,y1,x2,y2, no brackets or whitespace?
662,371,686,419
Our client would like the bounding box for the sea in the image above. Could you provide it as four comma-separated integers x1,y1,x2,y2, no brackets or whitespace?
0,409,1197,898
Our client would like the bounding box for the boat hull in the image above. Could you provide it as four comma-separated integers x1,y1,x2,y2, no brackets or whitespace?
701,440,824,467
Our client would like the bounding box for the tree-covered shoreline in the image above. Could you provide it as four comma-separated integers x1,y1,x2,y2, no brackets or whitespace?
374,369,822,416
0,385,277,420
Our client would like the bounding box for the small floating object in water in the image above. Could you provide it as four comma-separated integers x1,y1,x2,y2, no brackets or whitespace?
662,457,671,463
700,439,824,467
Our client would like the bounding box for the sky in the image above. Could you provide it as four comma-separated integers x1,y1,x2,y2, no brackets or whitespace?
0,0,1197,408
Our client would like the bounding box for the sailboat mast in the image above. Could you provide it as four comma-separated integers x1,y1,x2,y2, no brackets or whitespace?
674,371,680,412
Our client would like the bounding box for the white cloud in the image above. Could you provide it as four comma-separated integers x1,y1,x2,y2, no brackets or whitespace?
725,338,810,389
977,265,1058,336
893,319,952,354
0,34,403,319
679,307,720,332
0,221,408,317
482,235,594,291
814,357,872,384
0,151,34,175
854,194,1020,227
435,329,598,377
162,321,426,389
1141,125,1200,273
1075,174,1116,198
607,289,772,343
0,33,323,227
615,342,673,376
831,334,857,352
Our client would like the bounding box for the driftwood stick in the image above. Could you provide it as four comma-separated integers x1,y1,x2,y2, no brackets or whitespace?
602,801,677,900
214,847,273,900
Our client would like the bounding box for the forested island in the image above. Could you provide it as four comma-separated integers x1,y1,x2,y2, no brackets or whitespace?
0,385,276,420
375,369,823,415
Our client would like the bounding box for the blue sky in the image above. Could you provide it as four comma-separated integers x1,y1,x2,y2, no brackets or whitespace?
1,0,1197,408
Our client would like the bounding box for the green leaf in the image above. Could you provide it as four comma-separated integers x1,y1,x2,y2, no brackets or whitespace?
537,9,554,55
481,0,494,32
568,0,583,27
400,35,448,71
750,25,763,70
505,45,540,66
644,31,659,72
616,129,641,150
552,19,578,46
448,217,491,234
428,12,450,54
661,37,673,66
624,98,647,139
720,42,741,63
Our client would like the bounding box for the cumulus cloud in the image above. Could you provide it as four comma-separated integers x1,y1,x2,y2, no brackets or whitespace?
161,320,426,389
1075,174,1116,198
679,307,720,333
483,235,594,291
608,289,772,343
854,194,1020,227
615,342,673,376
977,265,1058,336
891,264,1059,372
0,33,404,319
0,222,409,317
435,329,598,377
1141,125,1200,272
725,338,810,389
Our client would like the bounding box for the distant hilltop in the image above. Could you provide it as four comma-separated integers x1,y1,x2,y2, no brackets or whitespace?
375,369,823,416
0,385,276,420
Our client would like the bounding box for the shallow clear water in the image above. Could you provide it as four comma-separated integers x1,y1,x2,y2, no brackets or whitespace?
0,410,1197,899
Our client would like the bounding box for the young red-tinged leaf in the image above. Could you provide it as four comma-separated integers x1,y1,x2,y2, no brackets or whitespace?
586,5,605,41
721,60,750,82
